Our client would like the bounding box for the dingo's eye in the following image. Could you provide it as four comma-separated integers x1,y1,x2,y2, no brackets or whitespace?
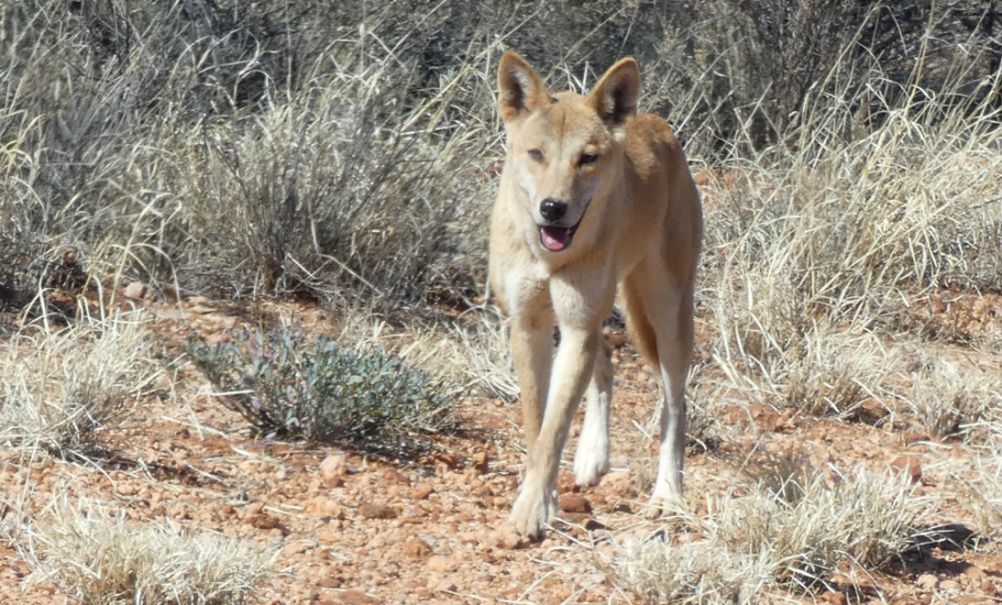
579,153,598,166
528,148,544,162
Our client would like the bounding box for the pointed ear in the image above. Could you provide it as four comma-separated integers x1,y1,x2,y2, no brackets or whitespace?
497,50,549,123
588,57,640,126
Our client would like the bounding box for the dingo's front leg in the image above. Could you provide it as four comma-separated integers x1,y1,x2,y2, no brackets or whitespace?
510,325,599,537
510,273,612,538
509,314,554,449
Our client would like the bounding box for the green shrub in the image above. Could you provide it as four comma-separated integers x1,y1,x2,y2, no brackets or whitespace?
184,327,454,458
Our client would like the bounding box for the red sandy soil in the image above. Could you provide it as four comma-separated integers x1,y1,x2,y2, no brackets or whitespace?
1,291,1000,604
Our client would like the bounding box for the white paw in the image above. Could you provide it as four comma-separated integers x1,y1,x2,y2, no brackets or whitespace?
509,481,556,538
650,481,685,516
573,436,609,486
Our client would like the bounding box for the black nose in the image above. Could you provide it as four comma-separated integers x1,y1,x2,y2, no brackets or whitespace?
539,198,568,222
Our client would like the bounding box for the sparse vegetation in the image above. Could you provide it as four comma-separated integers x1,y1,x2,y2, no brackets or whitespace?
0,317,156,457
602,470,931,602
185,327,454,457
1,0,1000,601
893,343,1002,440
958,448,1002,540
19,500,273,605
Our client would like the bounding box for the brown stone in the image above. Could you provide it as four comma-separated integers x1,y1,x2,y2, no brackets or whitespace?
890,454,922,483
318,520,343,542
559,493,592,514
491,527,527,550
358,501,398,520
471,451,490,474
281,541,310,557
247,512,281,531
916,573,938,591
402,536,432,559
123,281,147,300
337,589,381,605
305,497,344,518
426,555,457,573
412,484,433,500
904,432,932,446
383,467,410,484
817,592,847,605
319,454,348,487
436,451,461,468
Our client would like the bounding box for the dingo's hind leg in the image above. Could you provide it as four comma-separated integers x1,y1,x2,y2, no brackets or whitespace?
623,258,695,506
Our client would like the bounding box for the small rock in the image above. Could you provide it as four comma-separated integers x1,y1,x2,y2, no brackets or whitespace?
304,497,344,517
336,589,380,605
247,512,281,531
412,484,433,500
817,592,847,605
187,303,216,315
491,527,527,550
281,541,310,557
939,579,961,592
123,281,147,300
426,555,457,573
316,574,342,588
471,451,490,474
982,579,997,595
402,536,432,559
916,573,939,591
318,520,343,542
559,493,592,514
358,501,398,520
436,451,461,468
424,573,456,592
383,467,410,484
858,398,887,421
319,454,348,487
890,454,922,483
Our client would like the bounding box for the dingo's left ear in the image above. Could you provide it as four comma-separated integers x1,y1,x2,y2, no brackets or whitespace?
498,50,550,123
588,58,640,126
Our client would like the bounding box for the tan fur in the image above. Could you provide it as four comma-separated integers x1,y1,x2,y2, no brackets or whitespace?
489,50,703,537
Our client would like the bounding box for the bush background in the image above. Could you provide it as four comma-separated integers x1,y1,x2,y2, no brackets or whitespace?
2,0,998,308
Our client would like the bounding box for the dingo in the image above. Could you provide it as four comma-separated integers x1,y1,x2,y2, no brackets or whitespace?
489,50,703,537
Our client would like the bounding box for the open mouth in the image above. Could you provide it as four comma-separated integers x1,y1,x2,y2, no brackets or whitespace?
539,223,579,252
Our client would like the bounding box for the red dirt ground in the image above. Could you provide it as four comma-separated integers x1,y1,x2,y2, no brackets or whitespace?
1,292,1000,604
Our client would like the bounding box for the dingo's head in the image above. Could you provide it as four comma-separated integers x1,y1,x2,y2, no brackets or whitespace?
497,50,640,253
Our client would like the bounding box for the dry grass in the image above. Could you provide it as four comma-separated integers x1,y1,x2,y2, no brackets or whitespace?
0,316,158,457
703,18,1002,427
960,448,1002,540
1,1,1000,602
602,470,931,602
16,499,273,605
603,538,770,604
892,343,1002,441
448,309,519,401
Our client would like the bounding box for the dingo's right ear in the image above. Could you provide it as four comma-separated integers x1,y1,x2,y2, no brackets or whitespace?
498,50,549,122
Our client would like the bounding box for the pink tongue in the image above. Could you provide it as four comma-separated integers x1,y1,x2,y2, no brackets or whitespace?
540,226,571,251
